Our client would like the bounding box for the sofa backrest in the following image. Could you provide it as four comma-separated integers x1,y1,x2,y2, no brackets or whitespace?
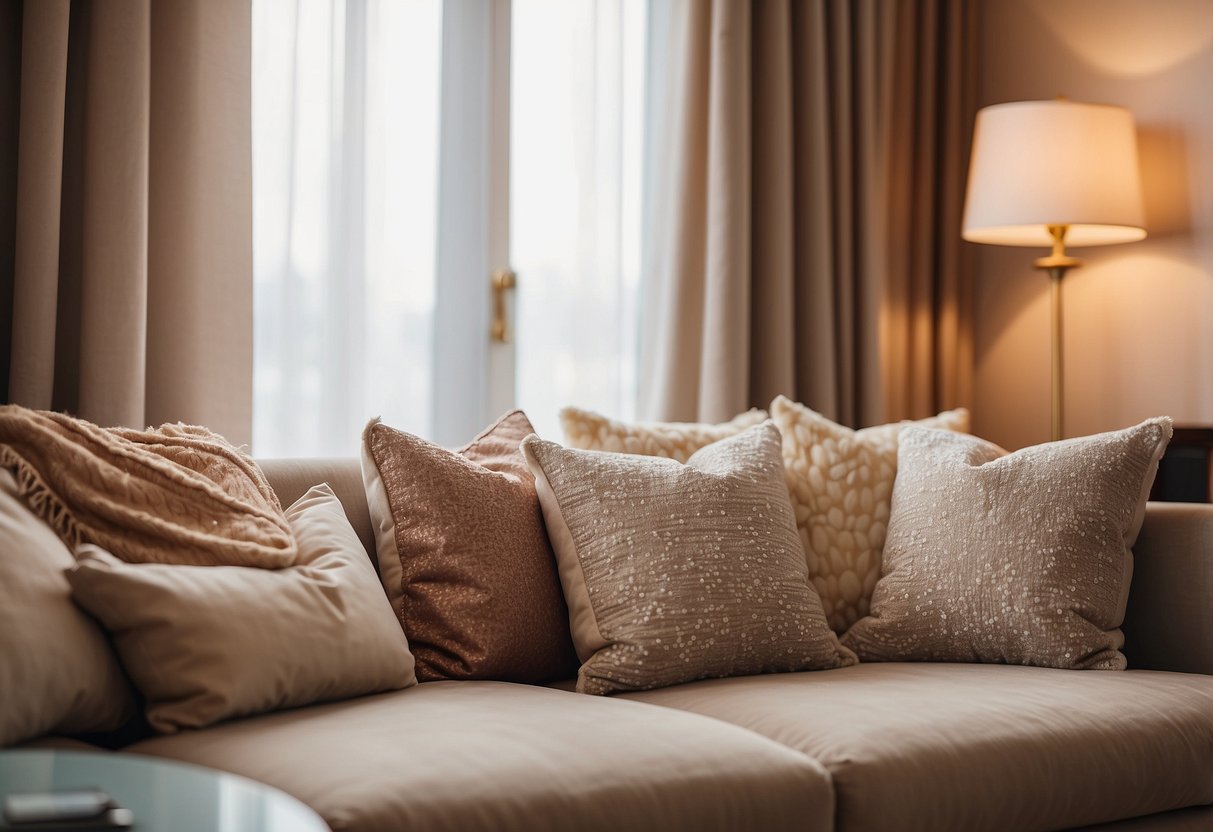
258,458,378,568
255,457,1213,677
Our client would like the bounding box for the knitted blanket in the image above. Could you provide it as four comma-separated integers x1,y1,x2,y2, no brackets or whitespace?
0,406,296,567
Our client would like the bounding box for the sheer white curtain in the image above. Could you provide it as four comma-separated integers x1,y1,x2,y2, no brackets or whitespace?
252,0,441,457
511,0,647,440
252,0,646,456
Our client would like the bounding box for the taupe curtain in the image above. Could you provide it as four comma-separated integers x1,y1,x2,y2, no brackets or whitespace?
640,0,976,427
0,0,253,444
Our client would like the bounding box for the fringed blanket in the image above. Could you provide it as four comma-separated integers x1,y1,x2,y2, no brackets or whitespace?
0,405,296,567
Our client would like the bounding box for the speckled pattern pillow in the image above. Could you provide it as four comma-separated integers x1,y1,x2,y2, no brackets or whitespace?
769,395,970,633
522,422,855,696
842,419,1172,670
559,407,768,462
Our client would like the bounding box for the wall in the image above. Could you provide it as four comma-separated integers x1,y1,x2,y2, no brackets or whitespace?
973,0,1213,449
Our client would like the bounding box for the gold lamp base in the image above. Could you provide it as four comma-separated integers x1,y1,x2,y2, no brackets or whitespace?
1033,224,1081,442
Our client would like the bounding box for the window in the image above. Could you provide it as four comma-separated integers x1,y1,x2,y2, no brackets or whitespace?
252,0,647,456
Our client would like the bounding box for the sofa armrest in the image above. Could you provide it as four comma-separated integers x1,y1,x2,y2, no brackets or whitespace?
1123,502,1213,675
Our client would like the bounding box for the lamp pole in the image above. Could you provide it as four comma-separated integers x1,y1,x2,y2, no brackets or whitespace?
1033,224,1080,442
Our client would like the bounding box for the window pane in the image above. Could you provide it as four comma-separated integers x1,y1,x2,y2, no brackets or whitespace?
252,0,442,456
510,0,647,439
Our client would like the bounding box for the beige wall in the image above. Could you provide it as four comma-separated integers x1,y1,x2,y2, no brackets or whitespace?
973,0,1213,449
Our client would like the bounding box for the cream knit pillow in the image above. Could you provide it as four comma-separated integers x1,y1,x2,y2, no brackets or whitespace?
770,396,969,633
559,407,767,462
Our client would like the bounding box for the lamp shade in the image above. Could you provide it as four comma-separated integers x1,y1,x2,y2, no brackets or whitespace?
962,99,1146,247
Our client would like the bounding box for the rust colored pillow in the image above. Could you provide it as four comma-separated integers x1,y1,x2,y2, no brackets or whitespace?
361,412,579,683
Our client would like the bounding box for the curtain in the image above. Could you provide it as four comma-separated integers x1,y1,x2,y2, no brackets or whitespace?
512,0,646,440
252,0,442,457
640,0,976,426
0,0,253,444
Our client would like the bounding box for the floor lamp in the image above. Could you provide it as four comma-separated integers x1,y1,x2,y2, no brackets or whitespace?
961,99,1147,441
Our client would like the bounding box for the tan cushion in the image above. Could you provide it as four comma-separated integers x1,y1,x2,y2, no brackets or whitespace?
769,395,970,632
0,471,134,746
843,419,1171,669
559,406,768,462
66,484,416,733
360,412,578,683
622,663,1213,832
522,423,854,696
128,682,835,832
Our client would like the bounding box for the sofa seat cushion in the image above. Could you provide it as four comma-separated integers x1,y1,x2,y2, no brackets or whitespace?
621,663,1213,832
127,681,834,832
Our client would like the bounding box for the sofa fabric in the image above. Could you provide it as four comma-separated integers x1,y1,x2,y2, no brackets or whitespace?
1075,805,1213,831
128,682,836,832
843,419,1171,669
0,471,134,746
768,395,970,633
623,663,1213,832
66,485,416,732
1123,501,1213,675
10,453,1207,832
361,413,578,683
523,424,854,695
559,406,767,461
259,458,375,560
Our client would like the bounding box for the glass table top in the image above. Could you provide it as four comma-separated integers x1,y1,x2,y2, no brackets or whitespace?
0,750,328,831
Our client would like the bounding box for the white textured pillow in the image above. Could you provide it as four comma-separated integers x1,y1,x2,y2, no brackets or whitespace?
523,423,855,696
559,407,767,462
842,419,1172,669
769,396,970,633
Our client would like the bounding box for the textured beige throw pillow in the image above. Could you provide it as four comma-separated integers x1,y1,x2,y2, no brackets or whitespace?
559,406,767,462
0,471,134,746
770,395,970,633
67,484,416,733
522,423,855,696
841,419,1172,670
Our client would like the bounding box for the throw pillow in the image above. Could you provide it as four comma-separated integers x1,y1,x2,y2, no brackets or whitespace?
66,484,416,733
0,471,135,746
769,395,970,633
361,412,579,683
841,419,1172,670
559,406,768,462
522,422,856,696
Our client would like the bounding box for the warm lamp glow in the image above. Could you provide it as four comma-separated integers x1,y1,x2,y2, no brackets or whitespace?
961,98,1148,443
962,100,1146,248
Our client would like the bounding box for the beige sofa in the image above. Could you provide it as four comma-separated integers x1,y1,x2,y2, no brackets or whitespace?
31,458,1213,832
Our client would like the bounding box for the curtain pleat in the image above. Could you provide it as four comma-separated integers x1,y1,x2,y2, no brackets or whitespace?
699,0,751,421
1,0,253,443
78,0,151,427
642,0,977,427
749,0,794,409
9,0,70,413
